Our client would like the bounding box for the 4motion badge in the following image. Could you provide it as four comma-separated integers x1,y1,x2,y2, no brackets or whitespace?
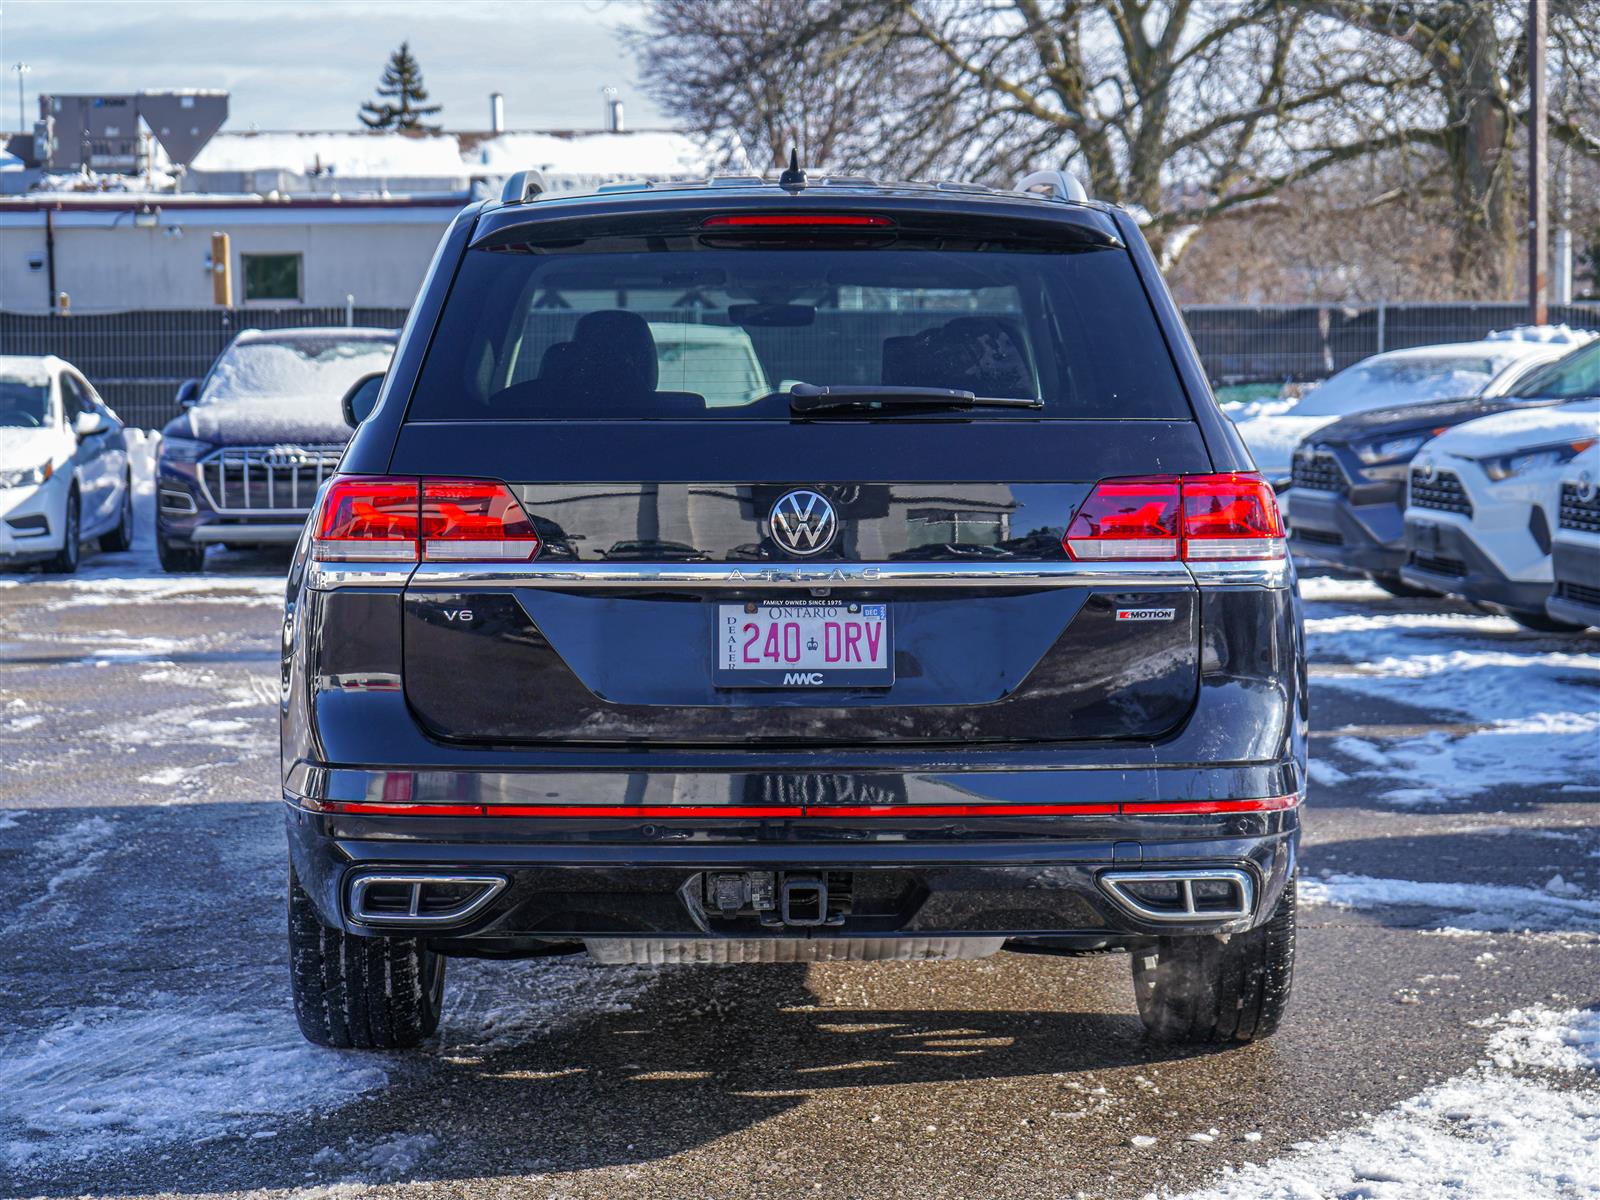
1115,607,1177,622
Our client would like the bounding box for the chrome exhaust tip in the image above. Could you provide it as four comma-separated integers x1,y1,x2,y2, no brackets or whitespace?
1098,868,1255,923
347,873,507,927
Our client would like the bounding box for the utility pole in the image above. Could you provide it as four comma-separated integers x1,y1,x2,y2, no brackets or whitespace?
11,62,29,135
1527,0,1548,325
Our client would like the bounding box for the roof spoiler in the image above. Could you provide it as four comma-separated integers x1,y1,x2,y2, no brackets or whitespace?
500,169,548,205
1013,170,1089,203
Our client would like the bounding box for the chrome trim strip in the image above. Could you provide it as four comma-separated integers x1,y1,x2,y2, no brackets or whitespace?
157,488,198,514
1098,868,1255,923
192,523,304,544
307,559,417,590
1187,559,1292,588
404,560,1198,590
348,873,507,927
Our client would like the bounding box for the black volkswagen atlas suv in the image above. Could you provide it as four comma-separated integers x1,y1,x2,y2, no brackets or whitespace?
281,168,1306,1050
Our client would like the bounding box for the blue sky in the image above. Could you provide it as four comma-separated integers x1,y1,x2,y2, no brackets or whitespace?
0,0,668,132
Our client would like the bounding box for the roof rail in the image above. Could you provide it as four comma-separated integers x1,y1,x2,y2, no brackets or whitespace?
1013,169,1089,203
500,169,548,205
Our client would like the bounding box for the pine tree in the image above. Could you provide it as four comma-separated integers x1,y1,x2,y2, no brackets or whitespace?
358,42,442,132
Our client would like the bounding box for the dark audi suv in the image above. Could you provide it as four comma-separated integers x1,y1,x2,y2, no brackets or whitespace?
281,170,1305,1050
157,327,396,572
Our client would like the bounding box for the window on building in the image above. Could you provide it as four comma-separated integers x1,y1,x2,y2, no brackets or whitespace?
242,253,303,303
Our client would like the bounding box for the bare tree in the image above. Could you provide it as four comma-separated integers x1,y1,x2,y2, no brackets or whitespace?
633,0,1600,292
634,0,1404,265
627,0,939,170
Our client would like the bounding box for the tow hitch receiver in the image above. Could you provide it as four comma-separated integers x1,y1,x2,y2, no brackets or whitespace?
701,870,850,927
780,874,828,927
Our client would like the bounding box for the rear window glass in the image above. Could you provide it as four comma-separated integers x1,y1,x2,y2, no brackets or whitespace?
408,244,1190,420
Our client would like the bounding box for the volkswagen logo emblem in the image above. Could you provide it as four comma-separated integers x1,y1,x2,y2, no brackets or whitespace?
769,489,838,557
1579,471,1597,503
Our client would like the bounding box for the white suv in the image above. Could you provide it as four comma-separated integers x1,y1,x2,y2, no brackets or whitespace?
1547,443,1600,629
1402,380,1599,629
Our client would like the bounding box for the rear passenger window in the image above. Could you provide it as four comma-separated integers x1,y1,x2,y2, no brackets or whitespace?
410,244,1191,421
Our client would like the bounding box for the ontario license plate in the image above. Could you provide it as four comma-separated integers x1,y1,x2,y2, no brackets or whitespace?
715,600,893,688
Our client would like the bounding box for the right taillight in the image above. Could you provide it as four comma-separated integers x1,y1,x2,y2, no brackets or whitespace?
1179,473,1285,560
312,476,541,563
1064,473,1284,562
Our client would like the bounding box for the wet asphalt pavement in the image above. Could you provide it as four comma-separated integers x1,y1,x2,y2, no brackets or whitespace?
1,529,1597,1199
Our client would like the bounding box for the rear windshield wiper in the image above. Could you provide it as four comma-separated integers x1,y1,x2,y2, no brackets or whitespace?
786,384,1044,413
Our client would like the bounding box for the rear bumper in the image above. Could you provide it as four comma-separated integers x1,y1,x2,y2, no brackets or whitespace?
1286,487,1405,575
284,791,1300,947
1402,518,1552,615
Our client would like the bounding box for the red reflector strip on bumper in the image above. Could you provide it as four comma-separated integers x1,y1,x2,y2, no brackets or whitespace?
307,796,1297,818
1122,796,1300,815
470,804,805,820
809,803,1120,818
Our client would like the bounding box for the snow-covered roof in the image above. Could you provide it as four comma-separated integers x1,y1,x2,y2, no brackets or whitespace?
185,128,727,187
0,355,62,384
191,131,467,177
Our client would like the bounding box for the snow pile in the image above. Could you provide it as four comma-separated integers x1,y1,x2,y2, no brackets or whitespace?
359,1131,440,1180
1164,1007,1600,1200
0,998,388,1168
1166,1074,1600,1199
1301,873,1600,933
1484,324,1593,345
1488,1008,1600,1072
440,956,656,1050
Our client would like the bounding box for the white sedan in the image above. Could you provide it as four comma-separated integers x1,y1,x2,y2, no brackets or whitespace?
0,355,134,574
1231,327,1590,488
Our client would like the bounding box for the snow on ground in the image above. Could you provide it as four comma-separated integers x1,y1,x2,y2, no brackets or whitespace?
0,957,658,1170
1301,873,1600,933
1159,1007,1600,1200
1303,577,1600,806
0,994,389,1169
440,957,656,1053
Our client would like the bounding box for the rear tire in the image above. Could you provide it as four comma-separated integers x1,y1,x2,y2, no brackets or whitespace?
1372,572,1435,599
288,865,445,1049
100,476,135,552
157,536,205,573
1507,609,1584,634
1131,874,1296,1044
44,489,80,574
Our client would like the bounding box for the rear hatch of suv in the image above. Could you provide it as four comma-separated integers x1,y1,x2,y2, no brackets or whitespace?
358,196,1252,748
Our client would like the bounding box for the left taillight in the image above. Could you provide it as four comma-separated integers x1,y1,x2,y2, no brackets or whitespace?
1063,473,1284,562
312,476,540,563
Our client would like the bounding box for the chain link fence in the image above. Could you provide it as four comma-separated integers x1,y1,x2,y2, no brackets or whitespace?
1185,301,1600,385
3,300,1598,429
0,307,409,429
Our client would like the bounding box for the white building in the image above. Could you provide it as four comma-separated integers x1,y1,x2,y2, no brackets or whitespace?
0,129,732,314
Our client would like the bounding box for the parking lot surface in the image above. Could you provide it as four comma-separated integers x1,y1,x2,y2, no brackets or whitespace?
2,517,1597,1199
